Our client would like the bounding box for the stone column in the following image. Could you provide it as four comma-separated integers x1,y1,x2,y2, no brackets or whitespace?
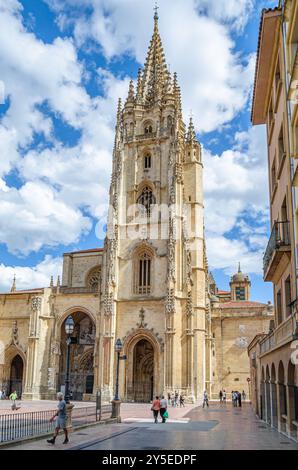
23,297,41,400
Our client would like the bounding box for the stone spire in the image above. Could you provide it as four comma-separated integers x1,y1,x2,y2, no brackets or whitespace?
10,274,16,293
116,98,122,124
141,8,169,104
173,72,182,116
136,68,143,103
238,262,241,273
126,79,135,105
50,276,54,288
186,117,198,144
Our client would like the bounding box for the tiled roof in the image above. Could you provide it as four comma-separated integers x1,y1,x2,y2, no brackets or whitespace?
217,290,230,294
220,301,267,308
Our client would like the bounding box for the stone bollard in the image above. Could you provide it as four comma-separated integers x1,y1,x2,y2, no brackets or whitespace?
65,403,74,431
111,399,121,423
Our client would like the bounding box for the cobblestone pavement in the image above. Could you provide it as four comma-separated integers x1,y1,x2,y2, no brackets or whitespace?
3,402,298,450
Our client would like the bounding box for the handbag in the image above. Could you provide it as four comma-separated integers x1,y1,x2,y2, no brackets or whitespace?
163,410,169,419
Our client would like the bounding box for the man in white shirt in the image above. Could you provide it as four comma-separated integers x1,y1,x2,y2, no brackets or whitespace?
159,395,168,423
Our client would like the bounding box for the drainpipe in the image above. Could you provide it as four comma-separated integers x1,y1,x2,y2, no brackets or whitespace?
280,0,298,301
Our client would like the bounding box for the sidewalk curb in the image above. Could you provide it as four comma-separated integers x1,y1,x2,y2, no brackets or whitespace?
0,418,117,449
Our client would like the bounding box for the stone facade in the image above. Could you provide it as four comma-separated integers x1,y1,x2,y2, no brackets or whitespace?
206,268,273,399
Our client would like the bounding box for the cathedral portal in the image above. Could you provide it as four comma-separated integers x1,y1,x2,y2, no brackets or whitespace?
132,339,154,403
58,312,95,400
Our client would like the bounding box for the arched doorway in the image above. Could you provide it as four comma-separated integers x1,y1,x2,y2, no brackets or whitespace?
9,355,23,398
58,312,95,400
132,339,154,403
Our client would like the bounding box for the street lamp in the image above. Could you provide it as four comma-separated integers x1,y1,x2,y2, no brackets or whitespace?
64,315,74,404
114,338,123,401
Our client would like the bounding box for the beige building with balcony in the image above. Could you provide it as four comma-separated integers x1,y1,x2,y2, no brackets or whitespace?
208,267,273,400
250,1,298,441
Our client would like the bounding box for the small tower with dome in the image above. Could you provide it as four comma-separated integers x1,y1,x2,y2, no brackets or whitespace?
230,263,251,301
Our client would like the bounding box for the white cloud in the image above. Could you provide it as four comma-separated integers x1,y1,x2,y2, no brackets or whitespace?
195,0,254,32
0,181,91,255
0,0,269,280
0,1,129,254
204,125,269,275
44,0,256,133
0,255,62,292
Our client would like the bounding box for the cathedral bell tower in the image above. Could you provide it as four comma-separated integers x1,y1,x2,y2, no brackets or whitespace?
99,10,206,403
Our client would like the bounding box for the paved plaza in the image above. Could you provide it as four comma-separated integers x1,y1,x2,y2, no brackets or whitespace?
2,402,298,450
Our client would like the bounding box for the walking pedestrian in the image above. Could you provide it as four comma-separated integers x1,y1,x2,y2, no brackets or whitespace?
174,390,179,407
238,391,242,407
242,390,246,401
159,395,168,423
9,390,17,410
223,390,226,404
232,391,237,407
167,392,171,405
171,393,175,407
151,396,161,424
179,394,185,407
203,390,209,408
0,390,2,400
219,390,223,403
47,392,69,445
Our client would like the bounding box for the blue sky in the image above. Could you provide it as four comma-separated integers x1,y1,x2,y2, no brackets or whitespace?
0,0,276,302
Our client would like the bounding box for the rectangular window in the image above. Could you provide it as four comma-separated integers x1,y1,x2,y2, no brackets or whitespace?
276,289,283,325
271,160,277,196
235,287,245,301
285,276,292,318
278,126,286,170
144,155,151,169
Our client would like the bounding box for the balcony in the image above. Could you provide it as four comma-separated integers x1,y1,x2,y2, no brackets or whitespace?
260,311,298,356
263,221,291,281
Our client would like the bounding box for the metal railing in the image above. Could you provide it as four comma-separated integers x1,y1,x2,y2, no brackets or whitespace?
0,400,113,443
263,221,290,274
0,409,56,443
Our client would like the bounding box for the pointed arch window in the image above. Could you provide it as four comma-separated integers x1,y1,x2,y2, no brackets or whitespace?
137,252,152,294
137,186,155,215
86,267,101,292
144,121,153,134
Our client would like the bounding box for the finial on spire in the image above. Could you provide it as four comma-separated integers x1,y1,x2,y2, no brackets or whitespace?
187,116,198,144
10,274,16,293
126,79,135,104
154,2,159,22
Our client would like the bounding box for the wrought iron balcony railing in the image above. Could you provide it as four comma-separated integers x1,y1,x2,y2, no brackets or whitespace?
263,221,290,277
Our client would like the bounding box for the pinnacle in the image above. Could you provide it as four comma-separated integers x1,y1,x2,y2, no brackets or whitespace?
186,117,198,144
